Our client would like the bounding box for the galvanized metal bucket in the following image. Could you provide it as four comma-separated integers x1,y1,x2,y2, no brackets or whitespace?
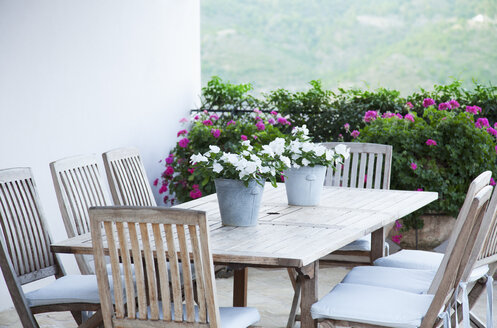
284,165,326,206
214,178,265,226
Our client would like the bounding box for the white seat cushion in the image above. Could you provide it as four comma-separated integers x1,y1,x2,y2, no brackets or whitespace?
373,249,489,282
26,275,102,307
342,266,435,294
147,302,260,328
338,234,371,251
374,249,443,270
311,283,433,328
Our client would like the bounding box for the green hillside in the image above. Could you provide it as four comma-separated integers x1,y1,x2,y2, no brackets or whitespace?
201,0,497,94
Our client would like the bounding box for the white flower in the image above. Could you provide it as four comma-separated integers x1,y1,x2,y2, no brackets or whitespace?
302,158,310,166
221,152,238,165
268,138,286,156
261,145,275,156
260,166,270,174
325,149,335,161
291,153,301,161
242,150,251,156
241,140,253,151
293,163,301,169
280,155,291,168
314,145,326,157
301,142,314,153
212,162,223,173
190,153,208,163
335,144,350,159
209,145,220,153
289,140,302,154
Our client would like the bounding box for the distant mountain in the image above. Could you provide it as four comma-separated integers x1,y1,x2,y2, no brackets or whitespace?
201,0,497,95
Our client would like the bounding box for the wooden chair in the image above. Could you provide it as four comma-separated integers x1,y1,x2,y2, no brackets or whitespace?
0,167,103,328
311,177,494,327
102,147,156,206
50,155,111,274
321,142,393,264
90,206,261,328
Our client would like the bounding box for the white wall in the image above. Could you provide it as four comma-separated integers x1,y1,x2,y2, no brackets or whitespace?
0,0,200,311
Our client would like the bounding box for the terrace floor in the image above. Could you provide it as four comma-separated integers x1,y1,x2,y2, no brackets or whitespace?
0,265,495,327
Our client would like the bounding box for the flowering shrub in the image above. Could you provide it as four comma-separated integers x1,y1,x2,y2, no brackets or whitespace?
283,125,350,168
157,110,291,204
358,104,497,229
191,141,287,187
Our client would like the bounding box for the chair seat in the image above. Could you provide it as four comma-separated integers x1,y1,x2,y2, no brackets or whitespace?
338,234,371,251
25,275,103,307
311,283,433,328
373,249,489,282
373,249,443,270
147,303,260,328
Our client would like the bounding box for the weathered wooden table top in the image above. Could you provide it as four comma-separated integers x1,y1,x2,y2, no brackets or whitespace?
51,184,437,268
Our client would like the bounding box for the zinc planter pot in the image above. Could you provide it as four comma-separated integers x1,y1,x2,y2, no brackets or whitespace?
284,165,327,206
214,178,265,227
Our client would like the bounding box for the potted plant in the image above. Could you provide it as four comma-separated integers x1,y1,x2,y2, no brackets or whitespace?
280,125,350,206
190,140,287,226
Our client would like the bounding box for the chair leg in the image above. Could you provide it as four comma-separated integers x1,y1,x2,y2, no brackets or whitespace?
286,275,302,328
287,268,298,291
78,309,103,328
71,311,83,325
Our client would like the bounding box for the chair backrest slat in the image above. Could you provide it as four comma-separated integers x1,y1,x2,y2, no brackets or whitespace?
421,183,493,327
322,142,392,190
50,155,111,274
0,168,57,283
90,206,221,327
102,147,157,207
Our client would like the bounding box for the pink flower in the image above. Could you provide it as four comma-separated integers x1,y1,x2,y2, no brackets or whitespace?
227,120,236,126
417,188,424,191
425,139,437,146
202,119,213,126
165,166,174,176
178,138,190,148
438,102,450,111
406,102,414,108
165,154,174,164
351,130,360,139
410,162,417,170
170,198,175,206
494,122,497,129
211,129,221,138
495,145,497,155
188,168,195,174
491,178,496,186
252,135,258,140
190,188,202,199
255,116,263,121
241,135,248,141
253,108,262,114
203,110,209,114
476,118,490,129
364,110,378,123
192,184,199,189
210,114,219,121
177,129,188,137
449,100,460,109
344,123,350,132
391,235,402,244
423,98,436,108
280,174,285,182
179,117,188,123
277,117,288,125
487,127,497,137
256,121,265,131
466,105,482,115
404,114,415,122
268,118,276,125
396,113,403,119
159,184,168,194
194,115,199,120
153,178,159,186
394,220,402,231
271,110,278,116
163,195,169,203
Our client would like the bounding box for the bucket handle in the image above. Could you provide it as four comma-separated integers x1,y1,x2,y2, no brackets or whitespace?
306,174,316,181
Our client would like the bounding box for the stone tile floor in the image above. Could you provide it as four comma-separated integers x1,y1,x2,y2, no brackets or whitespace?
0,266,495,327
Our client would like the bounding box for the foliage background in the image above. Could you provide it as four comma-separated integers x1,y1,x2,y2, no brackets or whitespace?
201,0,497,95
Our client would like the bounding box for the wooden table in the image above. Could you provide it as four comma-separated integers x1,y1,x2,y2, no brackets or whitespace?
51,184,437,328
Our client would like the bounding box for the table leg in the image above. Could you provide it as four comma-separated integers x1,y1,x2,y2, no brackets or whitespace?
233,267,248,307
300,261,318,328
370,226,385,263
